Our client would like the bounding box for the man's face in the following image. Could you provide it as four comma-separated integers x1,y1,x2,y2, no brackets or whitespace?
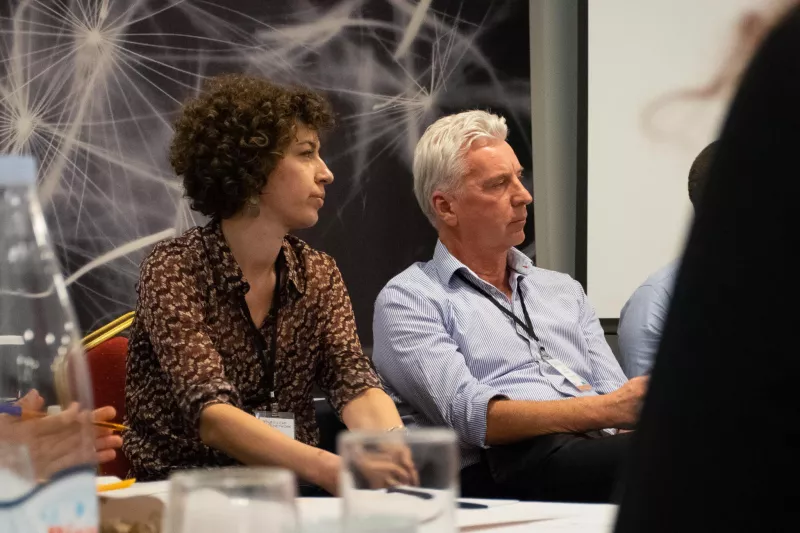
447,139,532,249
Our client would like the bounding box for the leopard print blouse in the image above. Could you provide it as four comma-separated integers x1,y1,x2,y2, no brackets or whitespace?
123,220,380,480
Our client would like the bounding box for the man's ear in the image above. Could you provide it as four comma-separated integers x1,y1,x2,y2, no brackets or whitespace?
432,190,458,227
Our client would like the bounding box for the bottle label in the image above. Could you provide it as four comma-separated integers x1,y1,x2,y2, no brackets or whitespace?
0,466,98,533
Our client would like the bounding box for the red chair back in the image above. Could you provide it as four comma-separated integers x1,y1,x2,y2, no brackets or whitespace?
85,336,131,479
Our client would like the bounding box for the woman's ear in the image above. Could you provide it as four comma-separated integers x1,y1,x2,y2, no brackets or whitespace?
245,196,260,217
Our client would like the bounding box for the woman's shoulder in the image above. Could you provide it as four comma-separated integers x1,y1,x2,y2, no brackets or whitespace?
284,234,339,274
141,226,206,274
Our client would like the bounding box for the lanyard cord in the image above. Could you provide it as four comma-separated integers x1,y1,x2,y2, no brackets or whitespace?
455,271,539,343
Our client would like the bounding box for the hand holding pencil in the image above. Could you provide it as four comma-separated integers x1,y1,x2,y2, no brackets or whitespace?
0,403,128,432
9,389,125,467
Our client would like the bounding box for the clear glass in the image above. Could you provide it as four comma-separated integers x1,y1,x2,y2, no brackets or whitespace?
165,467,299,533
338,429,459,533
0,157,96,527
0,157,94,480
0,443,36,500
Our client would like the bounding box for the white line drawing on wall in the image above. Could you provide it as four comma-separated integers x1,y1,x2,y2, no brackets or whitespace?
0,0,531,331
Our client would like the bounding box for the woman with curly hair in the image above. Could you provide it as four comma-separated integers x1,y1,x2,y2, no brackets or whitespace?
123,74,407,494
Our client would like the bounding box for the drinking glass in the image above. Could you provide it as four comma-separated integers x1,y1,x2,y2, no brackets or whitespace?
0,442,36,501
338,429,459,533
164,467,298,533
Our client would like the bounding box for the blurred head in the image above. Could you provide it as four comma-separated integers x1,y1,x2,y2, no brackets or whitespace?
688,141,719,208
413,110,532,250
170,73,334,229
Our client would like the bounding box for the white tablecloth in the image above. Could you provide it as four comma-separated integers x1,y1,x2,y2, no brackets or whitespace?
100,480,618,532
295,497,617,532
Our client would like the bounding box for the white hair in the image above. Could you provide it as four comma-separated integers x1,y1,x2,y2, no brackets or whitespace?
413,110,508,226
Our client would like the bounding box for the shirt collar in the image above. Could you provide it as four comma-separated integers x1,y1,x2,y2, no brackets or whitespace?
507,246,535,276
201,219,306,295
432,240,535,286
432,240,467,285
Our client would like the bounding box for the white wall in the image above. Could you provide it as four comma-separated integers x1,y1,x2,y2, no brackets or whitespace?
587,0,758,319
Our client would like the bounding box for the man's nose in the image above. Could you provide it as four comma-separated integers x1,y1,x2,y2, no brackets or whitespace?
512,175,533,205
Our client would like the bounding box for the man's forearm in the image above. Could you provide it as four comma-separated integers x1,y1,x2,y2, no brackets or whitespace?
341,387,404,430
485,395,615,445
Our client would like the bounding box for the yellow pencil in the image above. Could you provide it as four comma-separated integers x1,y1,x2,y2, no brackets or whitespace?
97,478,136,492
0,405,129,432
94,420,129,432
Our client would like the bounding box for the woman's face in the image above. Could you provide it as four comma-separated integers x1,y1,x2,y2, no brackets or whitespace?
259,123,334,230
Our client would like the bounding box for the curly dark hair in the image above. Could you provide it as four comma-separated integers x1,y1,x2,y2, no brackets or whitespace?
170,73,334,219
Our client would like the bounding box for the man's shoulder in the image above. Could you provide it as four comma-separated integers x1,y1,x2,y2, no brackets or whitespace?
644,261,679,285
380,261,583,301
524,265,582,292
638,261,679,297
379,261,443,301
620,261,678,321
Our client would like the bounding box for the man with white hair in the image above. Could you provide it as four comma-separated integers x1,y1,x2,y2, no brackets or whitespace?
372,110,648,502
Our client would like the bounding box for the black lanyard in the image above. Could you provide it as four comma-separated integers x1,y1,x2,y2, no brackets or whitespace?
455,271,540,343
241,253,283,411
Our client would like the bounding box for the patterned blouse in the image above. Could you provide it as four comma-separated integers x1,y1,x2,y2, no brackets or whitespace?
123,220,381,480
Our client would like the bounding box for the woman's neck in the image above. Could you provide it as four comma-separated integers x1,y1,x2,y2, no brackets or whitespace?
221,214,286,279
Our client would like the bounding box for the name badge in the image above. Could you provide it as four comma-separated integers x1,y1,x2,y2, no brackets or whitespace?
255,411,296,440
541,351,593,392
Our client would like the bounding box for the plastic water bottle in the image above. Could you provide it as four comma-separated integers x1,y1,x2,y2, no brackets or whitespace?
0,156,98,532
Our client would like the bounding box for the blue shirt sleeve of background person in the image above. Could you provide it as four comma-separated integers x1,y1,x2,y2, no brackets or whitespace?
618,262,679,378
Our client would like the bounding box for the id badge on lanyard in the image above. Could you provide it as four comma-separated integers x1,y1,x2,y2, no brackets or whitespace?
539,348,593,392
255,408,296,440
456,270,593,393
246,253,297,439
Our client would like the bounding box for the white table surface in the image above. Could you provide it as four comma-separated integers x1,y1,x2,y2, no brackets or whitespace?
99,480,618,532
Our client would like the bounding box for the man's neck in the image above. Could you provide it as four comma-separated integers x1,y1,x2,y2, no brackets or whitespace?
439,233,511,298
221,214,286,281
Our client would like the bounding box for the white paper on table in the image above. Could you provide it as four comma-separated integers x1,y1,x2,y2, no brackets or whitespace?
297,497,341,521
362,490,450,522
536,503,617,533
95,476,169,500
461,503,618,533
96,476,122,486
298,496,569,531
456,501,565,529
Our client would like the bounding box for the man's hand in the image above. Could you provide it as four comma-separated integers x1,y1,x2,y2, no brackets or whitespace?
92,406,123,464
16,390,123,465
603,376,649,429
16,389,45,410
18,403,95,479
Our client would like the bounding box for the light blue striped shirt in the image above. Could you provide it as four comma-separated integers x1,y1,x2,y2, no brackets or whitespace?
372,241,627,468
618,261,679,378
